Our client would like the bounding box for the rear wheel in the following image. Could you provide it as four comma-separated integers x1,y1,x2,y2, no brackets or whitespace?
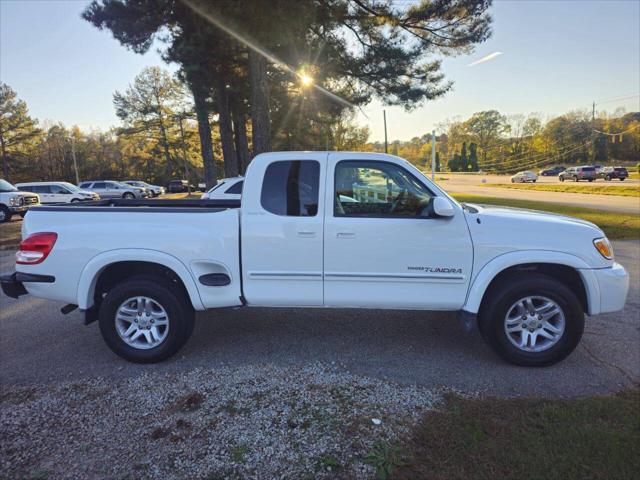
479,273,584,366
620,177,625,181
604,175,611,181
98,275,195,363
0,205,11,223
588,178,594,182
559,176,564,182
573,176,578,182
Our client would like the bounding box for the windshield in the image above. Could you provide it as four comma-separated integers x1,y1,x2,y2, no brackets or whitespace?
61,182,81,192
0,179,18,192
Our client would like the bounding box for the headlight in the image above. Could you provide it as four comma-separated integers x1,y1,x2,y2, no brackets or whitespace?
593,237,613,260
9,197,24,206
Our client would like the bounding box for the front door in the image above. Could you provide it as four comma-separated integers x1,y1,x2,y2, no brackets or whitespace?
241,153,326,306
323,154,473,310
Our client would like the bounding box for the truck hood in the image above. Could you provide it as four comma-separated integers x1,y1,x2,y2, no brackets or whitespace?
467,203,600,231
464,203,611,268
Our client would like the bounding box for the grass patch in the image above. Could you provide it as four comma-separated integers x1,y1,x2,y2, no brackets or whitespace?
392,388,640,480
452,193,640,240
482,183,639,198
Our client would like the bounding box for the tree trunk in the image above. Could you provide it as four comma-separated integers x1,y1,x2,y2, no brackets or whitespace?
216,78,238,177
191,86,217,189
248,50,271,156
232,107,250,175
0,133,8,180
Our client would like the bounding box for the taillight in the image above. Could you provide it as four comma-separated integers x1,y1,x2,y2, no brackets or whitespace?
16,232,58,265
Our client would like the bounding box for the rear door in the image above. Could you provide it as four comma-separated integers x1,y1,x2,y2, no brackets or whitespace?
323,153,473,310
241,153,326,306
34,185,54,203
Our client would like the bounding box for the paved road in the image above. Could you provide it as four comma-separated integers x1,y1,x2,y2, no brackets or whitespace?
1,241,638,397
437,174,639,214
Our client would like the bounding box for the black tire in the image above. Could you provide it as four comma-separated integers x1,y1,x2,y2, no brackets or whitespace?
604,175,611,181
559,176,564,182
71,198,81,203
478,273,584,367
588,178,594,182
620,177,625,181
19,211,27,218
123,192,135,199
98,275,195,363
0,205,11,223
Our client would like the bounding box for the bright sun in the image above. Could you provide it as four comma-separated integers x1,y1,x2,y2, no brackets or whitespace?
299,73,314,87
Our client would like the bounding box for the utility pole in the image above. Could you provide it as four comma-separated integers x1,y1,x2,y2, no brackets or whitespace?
71,136,80,184
178,115,191,195
383,110,388,153
591,101,596,162
431,130,436,180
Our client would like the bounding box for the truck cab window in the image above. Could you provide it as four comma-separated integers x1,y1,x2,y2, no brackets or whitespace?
334,161,433,217
261,161,320,216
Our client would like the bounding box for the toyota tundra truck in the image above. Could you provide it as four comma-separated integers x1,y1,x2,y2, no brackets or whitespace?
1,152,629,366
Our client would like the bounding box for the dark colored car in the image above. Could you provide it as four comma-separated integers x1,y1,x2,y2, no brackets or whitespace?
559,166,597,182
167,180,196,193
602,166,629,181
539,166,566,176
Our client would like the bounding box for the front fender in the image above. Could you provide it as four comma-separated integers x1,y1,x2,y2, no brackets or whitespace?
76,248,205,310
463,250,600,315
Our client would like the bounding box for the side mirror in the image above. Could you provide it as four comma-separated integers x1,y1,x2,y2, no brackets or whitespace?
431,197,455,218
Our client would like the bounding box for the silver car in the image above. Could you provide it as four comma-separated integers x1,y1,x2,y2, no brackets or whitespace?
78,180,145,199
123,180,165,197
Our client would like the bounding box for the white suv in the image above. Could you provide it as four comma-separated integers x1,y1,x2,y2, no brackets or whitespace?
16,182,99,204
0,179,40,222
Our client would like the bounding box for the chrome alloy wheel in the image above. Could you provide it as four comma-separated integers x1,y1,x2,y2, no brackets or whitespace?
504,296,565,353
115,296,169,349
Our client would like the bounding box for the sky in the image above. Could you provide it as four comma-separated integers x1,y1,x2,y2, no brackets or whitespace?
1,0,639,142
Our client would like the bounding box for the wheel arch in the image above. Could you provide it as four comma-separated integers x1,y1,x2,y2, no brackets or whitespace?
77,249,205,311
464,251,599,316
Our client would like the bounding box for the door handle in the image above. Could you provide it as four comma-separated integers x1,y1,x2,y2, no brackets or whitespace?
336,231,356,238
297,230,316,238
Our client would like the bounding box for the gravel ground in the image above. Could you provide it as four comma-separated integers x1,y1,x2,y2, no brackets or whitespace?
1,363,441,480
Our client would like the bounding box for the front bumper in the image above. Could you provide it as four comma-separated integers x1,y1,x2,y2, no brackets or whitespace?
593,262,629,314
0,272,55,299
9,205,29,213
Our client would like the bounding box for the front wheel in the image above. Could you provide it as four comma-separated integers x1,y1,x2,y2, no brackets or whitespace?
98,275,195,363
123,192,135,199
479,273,584,366
0,205,11,223
559,176,564,182
620,177,625,181
573,176,578,182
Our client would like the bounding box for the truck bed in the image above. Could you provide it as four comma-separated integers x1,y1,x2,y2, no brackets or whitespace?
31,198,242,211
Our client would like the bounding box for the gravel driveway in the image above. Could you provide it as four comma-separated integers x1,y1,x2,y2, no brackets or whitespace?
1,241,638,478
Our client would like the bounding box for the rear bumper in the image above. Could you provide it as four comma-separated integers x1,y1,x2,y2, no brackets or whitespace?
592,263,629,314
0,272,55,299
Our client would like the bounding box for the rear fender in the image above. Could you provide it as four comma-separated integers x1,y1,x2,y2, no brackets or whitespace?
76,249,205,311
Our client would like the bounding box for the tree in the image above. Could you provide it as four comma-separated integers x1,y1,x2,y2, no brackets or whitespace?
462,110,508,165
0,83,40,180
113,67,188,177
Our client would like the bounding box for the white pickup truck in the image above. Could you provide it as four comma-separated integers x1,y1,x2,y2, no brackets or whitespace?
1,152,629,366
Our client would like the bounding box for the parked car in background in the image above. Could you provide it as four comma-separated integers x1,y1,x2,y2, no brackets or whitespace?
602,167,629,181
559,166,597,182
17,182,99,203
539,166,566,176
0,179,40,222
167,179,196,193
123,180,165,197
78,181,145,199
200,177,244,200
510,171,537,183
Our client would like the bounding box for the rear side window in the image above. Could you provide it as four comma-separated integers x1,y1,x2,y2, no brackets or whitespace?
93,182,106,189
261,161,320,216
79,182,92,188
582,167,595,172
225,181,243,195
